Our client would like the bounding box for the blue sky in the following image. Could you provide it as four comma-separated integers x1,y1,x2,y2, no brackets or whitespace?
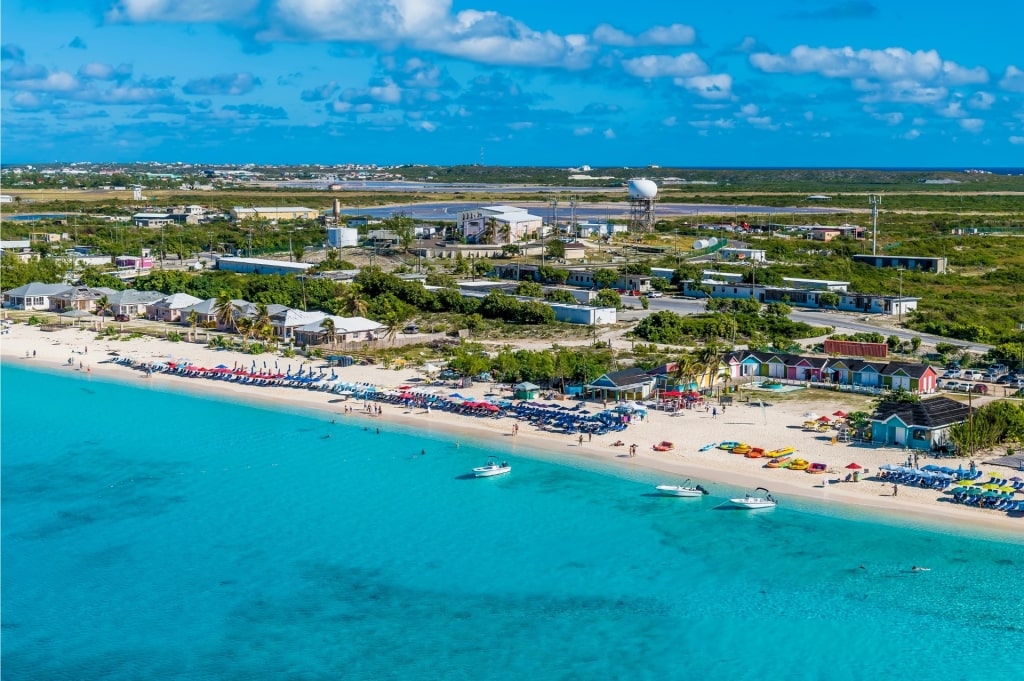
2,0,1023,166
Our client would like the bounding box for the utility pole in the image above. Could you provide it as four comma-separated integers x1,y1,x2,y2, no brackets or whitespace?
897,268,904,325
869,194,882,255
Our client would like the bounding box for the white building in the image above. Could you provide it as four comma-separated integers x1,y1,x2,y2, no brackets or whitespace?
458,205,543,244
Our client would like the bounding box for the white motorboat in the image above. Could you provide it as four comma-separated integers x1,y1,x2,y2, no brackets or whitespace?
655,479,709,497
729,487,778,509
473,456,511,478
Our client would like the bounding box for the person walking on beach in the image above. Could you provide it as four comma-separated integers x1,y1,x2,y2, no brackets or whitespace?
578,434,584,447
712,407,717,419
893,483,899,497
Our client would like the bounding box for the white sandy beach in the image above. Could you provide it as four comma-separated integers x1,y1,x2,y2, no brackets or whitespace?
3,321,1021,536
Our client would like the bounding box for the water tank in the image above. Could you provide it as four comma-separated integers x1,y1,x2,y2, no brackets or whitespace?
628,178,658,200
327,227,358,247
708,237,718,246
693,239,708,250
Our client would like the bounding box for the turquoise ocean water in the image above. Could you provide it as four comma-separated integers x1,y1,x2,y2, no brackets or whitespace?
3,364,1023,680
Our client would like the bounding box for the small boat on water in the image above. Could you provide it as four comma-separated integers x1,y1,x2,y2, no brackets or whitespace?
745,447,766,459
730,487,778,509
473,456,511,478
732,443,752,455
765,455,792,468
698,442,717,452
718,441,741,451
787,458,810,471
765,446,795,458
807,462,828,474
655,479,709,497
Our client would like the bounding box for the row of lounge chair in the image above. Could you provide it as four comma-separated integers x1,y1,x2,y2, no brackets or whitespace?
950,492,1024,512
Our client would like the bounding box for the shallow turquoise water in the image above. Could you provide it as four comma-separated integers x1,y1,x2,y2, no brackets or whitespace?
3,364,1023,680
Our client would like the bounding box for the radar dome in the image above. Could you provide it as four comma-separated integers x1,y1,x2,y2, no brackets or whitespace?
628,178,658,200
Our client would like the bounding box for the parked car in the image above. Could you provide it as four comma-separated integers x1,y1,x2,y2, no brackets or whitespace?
972,383,989,394
648,291,663,298
114,314,130,322
963,370,984,381
942,369,961,378
402,324,419,334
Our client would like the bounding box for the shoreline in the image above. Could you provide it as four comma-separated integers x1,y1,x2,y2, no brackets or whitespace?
3,322,1021,540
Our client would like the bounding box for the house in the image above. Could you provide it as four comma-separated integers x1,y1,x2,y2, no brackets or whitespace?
2,282,72,310
293,315,385,347
723,351,937,395
216,257,313,276
269,308,327,341
584,367,656,401
133,212,174,227
513,382,541,399
562,242,588,262
175,297,250,329
146,293,203,322
51,286,103,312
102,290,165,318
870,396,972,450
0,240,34,263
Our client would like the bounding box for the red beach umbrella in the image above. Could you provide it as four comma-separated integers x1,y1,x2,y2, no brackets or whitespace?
832,410,847,417
846,462,863,470
817,415,832,423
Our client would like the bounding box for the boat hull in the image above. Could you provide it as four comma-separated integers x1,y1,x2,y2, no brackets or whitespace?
656,485,705,497
473,466,511,477
729,498,776,509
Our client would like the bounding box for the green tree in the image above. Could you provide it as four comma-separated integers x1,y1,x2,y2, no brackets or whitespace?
819,291,841,310
319,317,337,349
594,289,622,309
910,336,922,354
592,268,618,289
546,239,566,260
94,295,113,319
886,335,901,351
515,281,545,297
383,213,415,251
214,290,239,332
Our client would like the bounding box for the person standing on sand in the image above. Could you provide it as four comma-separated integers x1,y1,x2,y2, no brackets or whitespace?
578,434,584,447
893,483,899,497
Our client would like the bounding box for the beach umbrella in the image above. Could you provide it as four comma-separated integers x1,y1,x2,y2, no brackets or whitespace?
845,462,863,470
832,410,847,418
817,415,832,423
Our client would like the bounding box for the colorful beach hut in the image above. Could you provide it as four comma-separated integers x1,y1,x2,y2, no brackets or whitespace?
513,381,541,399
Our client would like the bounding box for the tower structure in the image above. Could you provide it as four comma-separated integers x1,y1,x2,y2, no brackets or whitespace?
627,178,658,233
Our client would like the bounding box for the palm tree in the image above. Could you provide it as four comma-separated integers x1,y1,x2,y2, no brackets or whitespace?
480,217,498,245
672,355,701,393
94,295,112,319
214,291,238,332
338,284,369,318
694,341,725,390
319,317,337,350
235,317,254,346
251,303,273,343
187,310,200,342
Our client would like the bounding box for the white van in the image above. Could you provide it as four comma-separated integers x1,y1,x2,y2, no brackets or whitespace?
963,370,984,381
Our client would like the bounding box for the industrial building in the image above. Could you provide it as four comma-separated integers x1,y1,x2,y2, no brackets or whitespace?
216,256,313,276
231,207,319,222
458,205,543,244
852,254,948,274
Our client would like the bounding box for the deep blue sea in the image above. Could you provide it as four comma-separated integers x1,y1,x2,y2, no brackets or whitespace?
3,364,1023,680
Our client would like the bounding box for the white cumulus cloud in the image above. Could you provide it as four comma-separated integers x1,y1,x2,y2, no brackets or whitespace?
675,73,733,100
1009,136,1024,144
959,118,984,132
621,54,707,79
999,65,1024,92
107,0,259,22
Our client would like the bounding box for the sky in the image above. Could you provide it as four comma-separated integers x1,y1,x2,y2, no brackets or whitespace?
2,0,1023,167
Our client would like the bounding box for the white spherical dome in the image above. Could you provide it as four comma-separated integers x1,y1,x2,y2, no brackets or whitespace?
628,178,658,199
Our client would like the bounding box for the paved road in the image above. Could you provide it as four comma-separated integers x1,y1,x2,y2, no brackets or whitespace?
646,296,994,354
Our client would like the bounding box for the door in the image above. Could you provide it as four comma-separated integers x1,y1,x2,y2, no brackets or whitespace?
893,427,906,446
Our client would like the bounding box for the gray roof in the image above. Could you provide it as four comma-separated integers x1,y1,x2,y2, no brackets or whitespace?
3,282,73,297
296,315,383,334
105,289,165,305
151,293,203,309
872,397,972,429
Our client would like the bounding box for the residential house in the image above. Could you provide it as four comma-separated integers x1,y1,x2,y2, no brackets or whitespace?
293,315,385,347
870,396,972,450
103,290,165,318
177,298,252,330
2,282,72,310
51,286,103,312
147,293,203,322
269,308,327,342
